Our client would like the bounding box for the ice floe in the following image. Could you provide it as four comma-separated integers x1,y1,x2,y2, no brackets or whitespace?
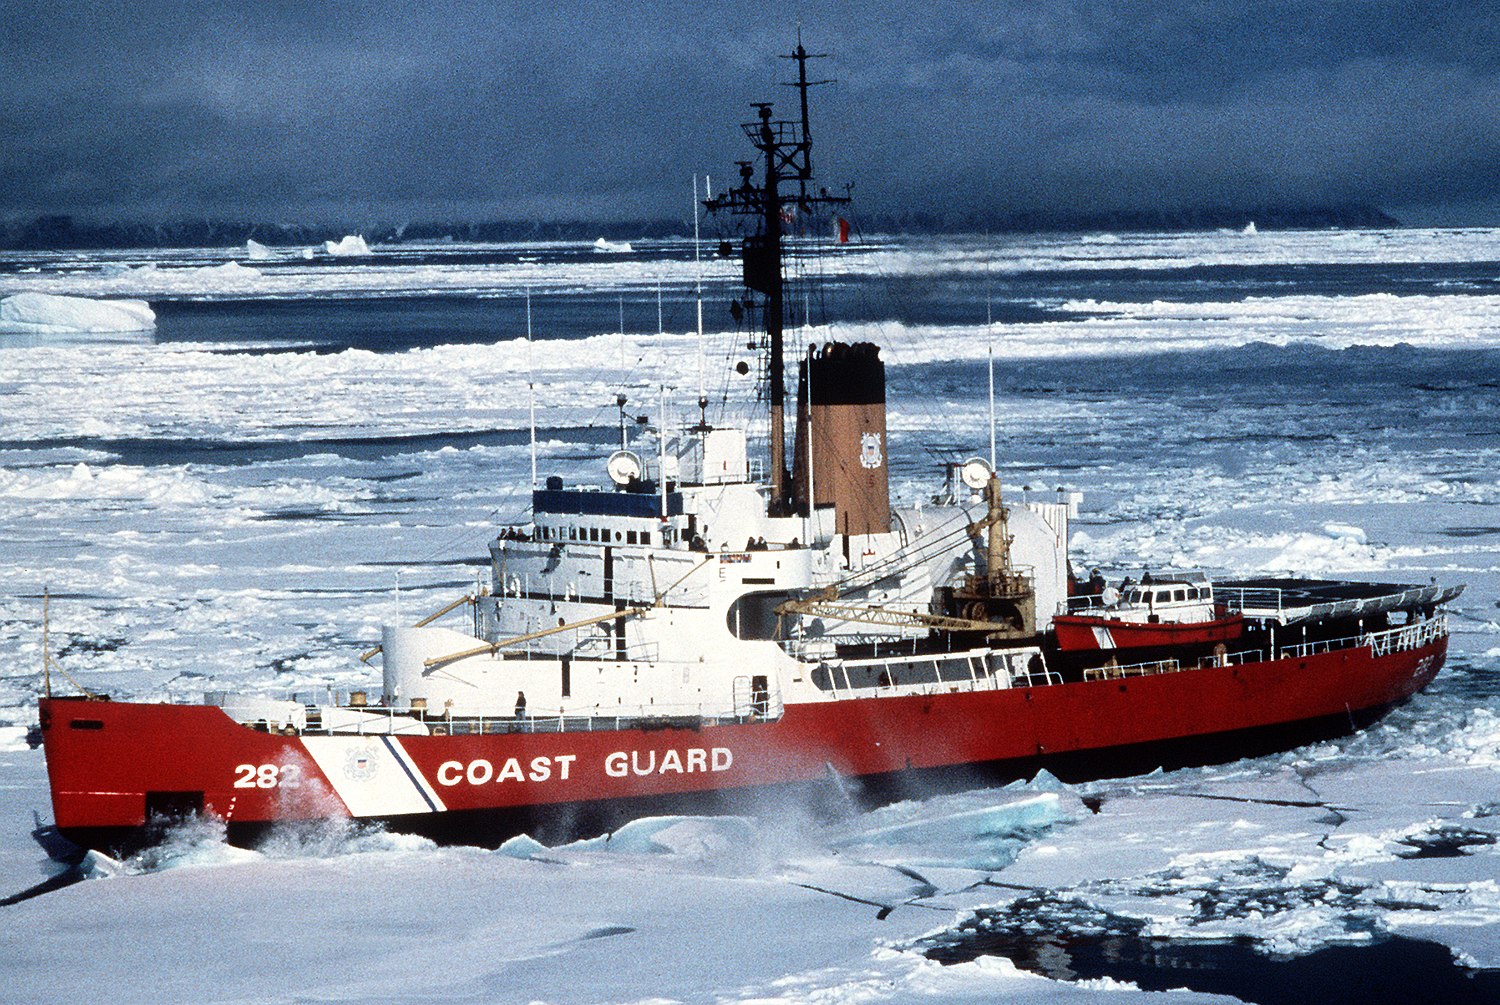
0,291,155,334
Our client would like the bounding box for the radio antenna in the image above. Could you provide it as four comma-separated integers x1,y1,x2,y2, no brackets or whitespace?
527,288,538,490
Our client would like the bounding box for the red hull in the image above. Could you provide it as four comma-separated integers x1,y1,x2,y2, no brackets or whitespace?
40,635,1446,848
1053,613,1244,651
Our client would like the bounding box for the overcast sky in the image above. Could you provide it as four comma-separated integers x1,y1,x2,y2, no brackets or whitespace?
4,1,1499,226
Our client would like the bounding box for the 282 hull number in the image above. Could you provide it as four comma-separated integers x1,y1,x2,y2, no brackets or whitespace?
233,763,302,789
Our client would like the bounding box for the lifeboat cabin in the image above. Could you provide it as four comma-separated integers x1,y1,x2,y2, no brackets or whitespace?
1053,572,1245,652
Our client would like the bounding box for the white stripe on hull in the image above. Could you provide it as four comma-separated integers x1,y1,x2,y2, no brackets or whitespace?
302,736,447,818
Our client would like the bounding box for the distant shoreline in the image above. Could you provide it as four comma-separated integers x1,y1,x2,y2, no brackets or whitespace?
0,204,1400,251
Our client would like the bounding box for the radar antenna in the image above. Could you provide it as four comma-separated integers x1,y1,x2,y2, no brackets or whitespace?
704,37,850,514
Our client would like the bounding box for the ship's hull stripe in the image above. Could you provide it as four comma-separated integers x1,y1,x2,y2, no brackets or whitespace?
301,736,436,818
383,735,445,813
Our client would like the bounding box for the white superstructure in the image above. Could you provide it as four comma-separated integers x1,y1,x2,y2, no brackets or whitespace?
376,413,1072,725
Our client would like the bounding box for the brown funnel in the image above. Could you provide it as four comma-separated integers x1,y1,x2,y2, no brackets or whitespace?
792,341,890,537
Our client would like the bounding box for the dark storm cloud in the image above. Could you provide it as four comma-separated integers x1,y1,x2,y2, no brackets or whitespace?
4,1,1499,224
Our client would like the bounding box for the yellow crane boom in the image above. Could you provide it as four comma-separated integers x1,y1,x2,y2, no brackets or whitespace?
774,596,1019,634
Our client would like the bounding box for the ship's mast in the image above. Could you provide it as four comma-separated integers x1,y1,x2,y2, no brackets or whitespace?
705,38,847,513
759,103,788,511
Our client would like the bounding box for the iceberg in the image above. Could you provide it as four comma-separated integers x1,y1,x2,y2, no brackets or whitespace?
323,235,372,257
245,239,275,261
593,237,633,253
0,292,155,334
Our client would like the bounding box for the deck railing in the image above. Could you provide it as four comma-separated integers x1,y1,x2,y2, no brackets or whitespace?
1217,586,1286,616
1077,615,1447,683
571,635,662,661
1083,658,1181,681
1275,614,1446,660
1062,594,1109,614
284,697,771,738
1011,668,1064,687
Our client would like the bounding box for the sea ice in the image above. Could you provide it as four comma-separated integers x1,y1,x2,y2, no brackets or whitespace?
834,793,1075,870
0,227,1497,999
191,261,260,284
497,833,551,859
0,751,1232,1004
562,814,757,857
1323,523,1368,543
0,292,155,334
2,228,1496,309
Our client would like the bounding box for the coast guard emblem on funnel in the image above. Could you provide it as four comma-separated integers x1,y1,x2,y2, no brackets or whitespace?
860,432,883,469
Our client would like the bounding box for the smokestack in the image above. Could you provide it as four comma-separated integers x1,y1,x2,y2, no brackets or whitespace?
792,341,890,537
